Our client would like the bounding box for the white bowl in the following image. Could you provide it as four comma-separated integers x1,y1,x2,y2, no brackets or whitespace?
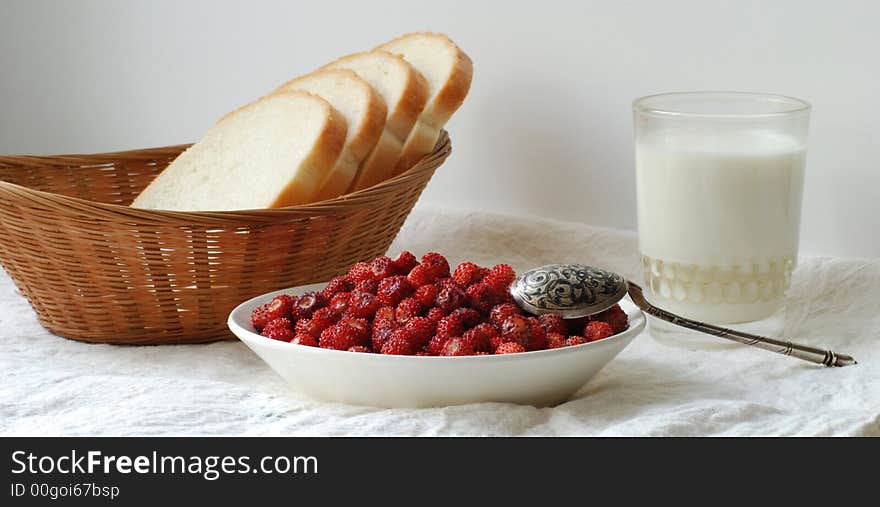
228,283,646,408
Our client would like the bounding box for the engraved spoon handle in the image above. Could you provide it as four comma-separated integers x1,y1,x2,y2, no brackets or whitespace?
626,281,857,367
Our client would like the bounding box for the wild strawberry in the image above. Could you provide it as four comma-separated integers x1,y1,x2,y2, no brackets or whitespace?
450,307,481,328
294,318,320,337
311,307,339,331
595,304,628,334
393,251,419,274
395,298,422,324
546,332,567,349
377,275,413,307
421,252,450,278
371,256,397,280
495,342,526,354
348,291,380,318
484,264,516,292
276,294,296,306
292,291,325,319
320,324,357,350
436,284,466,312
441,337,476,356
262,317,294,342
434,278,460,291
318,325,341,349
477,267,491,281
329,292,352,315
500,314,530,348
354,279,378,295
338,317,370,346
406,263,436,287
375,306,396,322
426,307,446,324
372,316,397,333
322,276,352,298
371,319,398,349
466,283,503,314
498,291,517,305
371,326,395,352
381,336,413,355
436,314,464,340
347,345,371,353
489,332,505,352
584,321,614,342
538,314,567,335
452,262,482,287
405,317,434,349
566,335,589,347
463,323,497,352
525,317,548,351
291,333,318,347
387,327,420,351
250,305,271,332
566,316,591,336
347,262,374,283
264,294,294,321
415,351,432,356
490,303,522,327
427,335,447,355
414,284,439,307
475,351,490,356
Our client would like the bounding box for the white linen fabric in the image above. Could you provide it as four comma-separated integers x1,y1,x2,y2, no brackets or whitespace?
1,205,877,436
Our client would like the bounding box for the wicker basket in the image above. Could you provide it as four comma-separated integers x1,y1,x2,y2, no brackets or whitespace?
0,132,451,345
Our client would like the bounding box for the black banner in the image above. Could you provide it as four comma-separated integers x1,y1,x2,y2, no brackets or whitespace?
2,437,875,504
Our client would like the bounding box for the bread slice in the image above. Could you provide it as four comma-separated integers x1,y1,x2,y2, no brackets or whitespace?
321,51,429,190
274,69,386,200
376,32,473,175
131,91,346,211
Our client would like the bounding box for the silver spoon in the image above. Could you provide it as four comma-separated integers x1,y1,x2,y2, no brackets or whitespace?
509,263,856,367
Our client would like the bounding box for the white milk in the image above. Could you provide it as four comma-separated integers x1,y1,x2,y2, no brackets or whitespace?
636,129,806,323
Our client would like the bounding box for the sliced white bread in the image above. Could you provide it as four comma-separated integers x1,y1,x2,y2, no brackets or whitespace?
131,91,347,211
321,51,429,190
274,69,386,200
376,32,473,175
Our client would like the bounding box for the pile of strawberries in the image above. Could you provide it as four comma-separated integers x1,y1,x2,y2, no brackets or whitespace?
251,252,628,356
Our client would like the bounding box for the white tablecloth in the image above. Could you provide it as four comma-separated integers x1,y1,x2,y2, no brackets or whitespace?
1,205,877,436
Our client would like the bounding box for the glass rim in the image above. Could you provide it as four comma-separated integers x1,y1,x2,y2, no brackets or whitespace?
633,91,811,119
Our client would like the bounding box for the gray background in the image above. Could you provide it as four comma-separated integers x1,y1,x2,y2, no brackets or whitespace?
1,0,876,257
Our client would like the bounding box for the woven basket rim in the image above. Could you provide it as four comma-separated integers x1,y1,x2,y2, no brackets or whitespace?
0,131,450,223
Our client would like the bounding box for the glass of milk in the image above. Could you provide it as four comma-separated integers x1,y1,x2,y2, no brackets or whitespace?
633,92,810,325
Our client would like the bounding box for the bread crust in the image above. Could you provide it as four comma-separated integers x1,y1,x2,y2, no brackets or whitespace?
268,92,347,207
275,69,386,200
391,120,440,175
377,32,472,175
321,51,429,143
377,32,473,127
395,58,431,139
348,130,402,190
275,69,386,163
320,51,430,191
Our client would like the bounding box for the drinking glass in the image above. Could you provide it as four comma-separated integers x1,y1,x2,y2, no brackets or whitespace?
633,92,810,324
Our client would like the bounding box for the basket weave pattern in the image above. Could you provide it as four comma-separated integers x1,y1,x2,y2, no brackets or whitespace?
0,132,450,344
